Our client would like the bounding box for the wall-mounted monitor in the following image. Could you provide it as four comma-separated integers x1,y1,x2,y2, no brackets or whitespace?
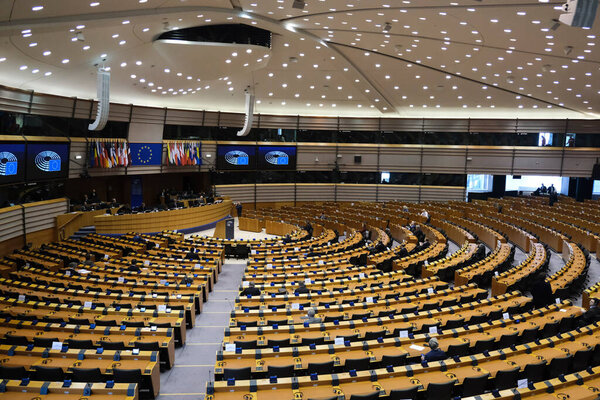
257,145,297,170
0,142,26,185
216,145,257,170
26,142,70,181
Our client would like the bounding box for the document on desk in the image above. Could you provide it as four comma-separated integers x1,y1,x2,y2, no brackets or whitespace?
409,344,425,351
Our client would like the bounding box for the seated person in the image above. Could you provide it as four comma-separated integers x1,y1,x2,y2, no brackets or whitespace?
421,338,447,363
240,282,261,297
300,309,322,324
294,281,310,295
579,298,600,327
531,277,554,308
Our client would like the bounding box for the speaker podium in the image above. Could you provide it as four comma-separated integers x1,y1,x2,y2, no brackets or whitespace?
213,217,235,239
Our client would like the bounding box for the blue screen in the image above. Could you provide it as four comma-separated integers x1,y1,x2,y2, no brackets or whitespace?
217,145,257,170
0,143,26,184
26,142,70,181
258,146,297,170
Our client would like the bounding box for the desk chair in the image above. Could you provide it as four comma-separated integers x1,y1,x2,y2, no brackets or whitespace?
541,321,560,338
223,367,251,381
41,317,64,324
363,330,386,341
349,392,379,400
495,367,520,390
267,338,290,348
336,334,359,342
0,366,29,380
324,315,344,323
72,367,104,383
520,327,540,344
447,342,470,358
473,338,496,354
388,386,418,400
134,341,160,351
498,332,519,348
33,337,59,348
301,337,325,346
67,339,95,349
380,354,407,367
523,361,547,383
68,318,90,325
548,355,572,378
95,320,118,326
3,335,29,346
99,341,126,350
377,310,395,318
460,373,490,397
267,365,294,378
572,348,593,372
307,361,334,375
266,319,288,327
425,381,454,400
559,316,575,333
123,321,145,328
32,366,64,381
350,312,371,320
234,340,257,349
344,357,370,371
444,317,465,330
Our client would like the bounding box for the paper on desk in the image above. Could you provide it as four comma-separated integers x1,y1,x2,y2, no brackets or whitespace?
366,297,374,303
517,379,528,389
334,337,345,346
144,260,150,266
18,295,25,302
104,254,109,260
427,288,434,294
242,281,250,287
409,344,425,351
225,343,236,352
51,341,63,350
77,269,90,274
84,301,93,308
503,312,510,319
399,330,409,338
158,305,167,312
291,303,300,310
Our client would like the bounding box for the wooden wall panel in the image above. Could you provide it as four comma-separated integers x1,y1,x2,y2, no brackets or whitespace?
0,207,24,242
336,184,377,202
421,186,466,202
296,184,335,202
379,146,421,173
377,185,420,202
215,184,255,203
466,147,514,175
562,148,600,177
513,148,563,176
337,145,378,172
422,147,467,174
256,184,295,203
297,144,336,170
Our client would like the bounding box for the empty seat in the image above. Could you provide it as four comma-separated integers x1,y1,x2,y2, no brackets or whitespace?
266,320,288,327
68,317,90,325
307,361,334,375
67,339,95,349
0,365,29,380
523,361,547,383
572,348,594,372
425,381,454,400
99,341,125,350
344,357,370,371
95,320,118,326
301,337,325,346
234,340,257,349
473,338,496,354
32,366,64,381
541,321,560,338
498,333,519,348
495,367,520,390
267,338,291,348
266,364,294,378
123,321,145,328
446,342,470,358
444,318,465,330
363,330,386,341
113,368,144,388
349,392,379,400
33,337,59,348
460,373,490,397
388,386,418,400
548,355,572,378
134,341,160,351
380,354,407,367
72,367,104,383
520,327,540,344
223,367,251,381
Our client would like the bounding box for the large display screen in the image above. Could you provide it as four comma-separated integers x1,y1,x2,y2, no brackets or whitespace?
216,145,257,170
258,146,297,170
26,142,70,181
0,142,26,184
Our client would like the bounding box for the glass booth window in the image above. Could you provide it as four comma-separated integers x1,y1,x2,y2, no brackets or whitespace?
467,174,493,192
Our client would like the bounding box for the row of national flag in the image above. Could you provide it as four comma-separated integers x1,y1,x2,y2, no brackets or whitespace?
166,142,202,166
90,141,130,168
89,141,202,168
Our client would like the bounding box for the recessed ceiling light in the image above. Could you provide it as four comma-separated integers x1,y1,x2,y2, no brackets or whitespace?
31,6,43,11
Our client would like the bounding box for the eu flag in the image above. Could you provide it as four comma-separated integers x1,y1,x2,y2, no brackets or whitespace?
130,143,162,166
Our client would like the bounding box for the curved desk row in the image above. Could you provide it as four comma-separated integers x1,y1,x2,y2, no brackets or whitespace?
94,200,232,234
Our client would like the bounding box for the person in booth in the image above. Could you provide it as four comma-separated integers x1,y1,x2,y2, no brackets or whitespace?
421,338,447,363
240,282,261,297
579,298,600,327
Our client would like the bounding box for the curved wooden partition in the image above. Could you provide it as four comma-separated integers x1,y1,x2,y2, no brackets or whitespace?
93,200,232,234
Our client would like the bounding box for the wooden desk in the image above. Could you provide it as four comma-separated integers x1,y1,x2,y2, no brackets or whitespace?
0,381,138,400
239,217,262,233
94,200,232,234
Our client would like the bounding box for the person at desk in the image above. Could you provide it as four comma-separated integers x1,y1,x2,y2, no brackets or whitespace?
109,198,119,208
304,221,313,237
185,249,200,261
89,189,99,203
83,253,94,267
540,183,547,194
282,234,292,244
531,277,554,308
294,281,310,295
117,204,131,214
421,338,447,363
301,309,322,324
579,298,600,327
240,282,261,297
306,246,319,257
